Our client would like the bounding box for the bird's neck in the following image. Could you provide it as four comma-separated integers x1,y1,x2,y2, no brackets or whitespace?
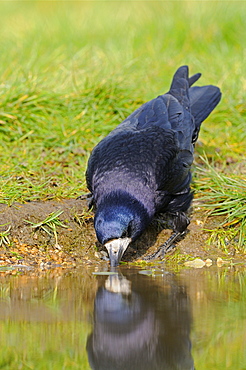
97,190,151,240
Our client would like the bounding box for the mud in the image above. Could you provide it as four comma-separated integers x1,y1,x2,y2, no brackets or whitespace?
0,198,240,268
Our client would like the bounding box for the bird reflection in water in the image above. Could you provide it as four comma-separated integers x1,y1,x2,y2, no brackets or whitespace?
87,270,194,370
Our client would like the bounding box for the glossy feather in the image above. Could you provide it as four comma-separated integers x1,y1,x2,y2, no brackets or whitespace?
86,65,221,264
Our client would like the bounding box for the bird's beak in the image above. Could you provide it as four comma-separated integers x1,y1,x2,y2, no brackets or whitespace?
105,237,131,267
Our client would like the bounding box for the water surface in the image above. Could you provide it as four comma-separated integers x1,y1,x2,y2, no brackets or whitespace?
0,265,245,369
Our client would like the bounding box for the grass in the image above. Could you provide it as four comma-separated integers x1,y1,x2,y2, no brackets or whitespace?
195,156,246,249
25,209,68,247
0,1,245,247
0,224,11,247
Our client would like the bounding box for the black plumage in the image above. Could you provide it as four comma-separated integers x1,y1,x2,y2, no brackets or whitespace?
86,66,221,266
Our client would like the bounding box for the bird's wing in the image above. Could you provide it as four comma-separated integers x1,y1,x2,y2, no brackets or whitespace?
87,65,221,199
86,123,191,202
111,66,196,151
86,69,195,198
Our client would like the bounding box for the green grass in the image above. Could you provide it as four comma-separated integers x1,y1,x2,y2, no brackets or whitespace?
0,223,11,247
25,209,68,247
0,1,245,246
195,156,246,249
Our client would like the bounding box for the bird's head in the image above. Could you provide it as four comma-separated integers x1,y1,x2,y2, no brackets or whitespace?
94,192,150,267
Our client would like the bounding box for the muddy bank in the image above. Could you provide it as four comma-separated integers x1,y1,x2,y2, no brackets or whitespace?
0,198,237,268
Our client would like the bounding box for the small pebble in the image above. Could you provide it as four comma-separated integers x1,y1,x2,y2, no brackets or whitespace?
184,258,206,268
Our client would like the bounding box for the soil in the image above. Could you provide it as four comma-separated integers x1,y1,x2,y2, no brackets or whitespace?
0,198,242,271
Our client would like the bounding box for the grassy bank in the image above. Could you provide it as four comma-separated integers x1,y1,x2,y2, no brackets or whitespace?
0,1,245,247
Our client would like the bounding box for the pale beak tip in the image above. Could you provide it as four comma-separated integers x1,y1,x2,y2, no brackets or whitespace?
105,238,131,267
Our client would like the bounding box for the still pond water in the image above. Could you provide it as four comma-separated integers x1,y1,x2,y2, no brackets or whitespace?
0,264,245,370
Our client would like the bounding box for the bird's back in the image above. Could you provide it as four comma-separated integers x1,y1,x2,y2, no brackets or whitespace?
86,65,221,214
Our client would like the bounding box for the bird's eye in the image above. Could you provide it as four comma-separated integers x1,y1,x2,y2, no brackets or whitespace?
122,222,132,238
122,229,128,238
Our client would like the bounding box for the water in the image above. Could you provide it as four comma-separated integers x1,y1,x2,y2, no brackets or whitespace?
0,265,245,369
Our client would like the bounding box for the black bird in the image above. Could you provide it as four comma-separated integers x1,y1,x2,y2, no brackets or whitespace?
86,66,221,266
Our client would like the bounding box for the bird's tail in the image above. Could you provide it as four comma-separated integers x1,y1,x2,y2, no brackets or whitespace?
169,65,222,143
189,84,222,142
169,65,191,107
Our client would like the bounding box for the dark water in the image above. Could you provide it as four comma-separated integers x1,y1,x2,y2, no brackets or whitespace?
0,265,245,369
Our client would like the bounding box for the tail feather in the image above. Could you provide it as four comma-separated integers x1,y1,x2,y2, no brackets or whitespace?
188,73,201,87
170,65,189,87
168,65,221,145
189,85,222,142
169,65,190,106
